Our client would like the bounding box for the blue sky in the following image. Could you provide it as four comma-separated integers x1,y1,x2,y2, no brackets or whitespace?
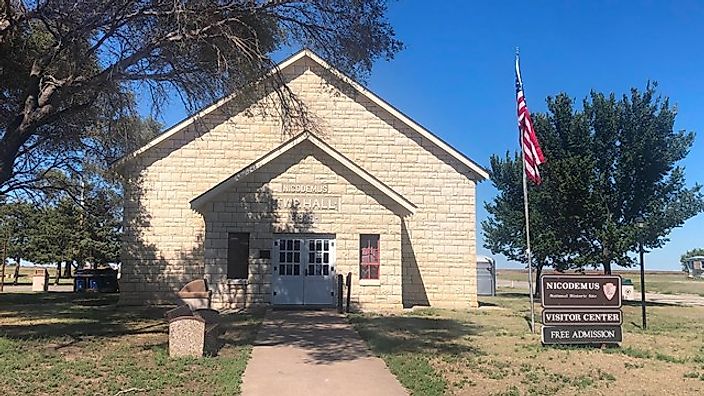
148,1,704,271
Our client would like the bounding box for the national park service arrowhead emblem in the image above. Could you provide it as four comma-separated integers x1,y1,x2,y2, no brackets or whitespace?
603,282,617,301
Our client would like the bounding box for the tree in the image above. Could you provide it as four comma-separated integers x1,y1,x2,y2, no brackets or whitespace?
1,0,402,196
69,178,122,270
84,193,121,268
483,150,585,294
0,116,157,281
0,201,34,284
24,199,76,283
21,174,124,280
680,248,704,271
483,85,704,277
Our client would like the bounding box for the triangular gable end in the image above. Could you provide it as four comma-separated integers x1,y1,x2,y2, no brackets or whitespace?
190,131,417,215
116,49,489,181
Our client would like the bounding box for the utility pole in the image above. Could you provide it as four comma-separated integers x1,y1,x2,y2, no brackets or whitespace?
635,217,647,330
639,241,647,329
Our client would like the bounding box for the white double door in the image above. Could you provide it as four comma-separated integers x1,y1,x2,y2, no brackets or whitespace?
272,235,336,306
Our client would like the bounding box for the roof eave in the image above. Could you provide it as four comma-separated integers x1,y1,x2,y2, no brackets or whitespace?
115,48,488,181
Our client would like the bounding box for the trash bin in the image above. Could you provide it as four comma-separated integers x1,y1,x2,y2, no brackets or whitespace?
32,268,49,292
622,278,635,301
75,277,87,291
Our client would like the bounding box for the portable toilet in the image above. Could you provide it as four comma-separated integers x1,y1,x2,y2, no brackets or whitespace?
477,256,496,296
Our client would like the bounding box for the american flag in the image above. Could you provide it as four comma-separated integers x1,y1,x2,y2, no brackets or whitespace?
515,54,545,184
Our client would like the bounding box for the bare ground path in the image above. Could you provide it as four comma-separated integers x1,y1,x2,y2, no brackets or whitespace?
241,310,407,396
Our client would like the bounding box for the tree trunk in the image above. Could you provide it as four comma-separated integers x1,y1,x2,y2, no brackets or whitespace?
0,123,30,188
12,257,20,285
54,261,61,285
63,260,73,278
0,259,5,291
0,146,17,188
534,264,543,297
603,262,612,275
0,239,6,291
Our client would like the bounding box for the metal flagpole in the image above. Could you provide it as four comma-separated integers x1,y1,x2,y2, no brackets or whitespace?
521,150,536,334
516,48,536,334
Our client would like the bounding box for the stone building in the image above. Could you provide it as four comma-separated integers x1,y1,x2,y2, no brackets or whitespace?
117,49,488,311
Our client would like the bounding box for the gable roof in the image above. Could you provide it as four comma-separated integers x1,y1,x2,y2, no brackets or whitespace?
190,131,417,215
116,49,489,180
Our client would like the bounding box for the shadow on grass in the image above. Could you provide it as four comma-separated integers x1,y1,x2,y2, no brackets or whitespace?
522,313,542,329
7,320,167,340
629,321,644,329
495,292,534,299
532,343,621,351
0,292,167,342
351,315,484,357
0,291,119,306
217,311,266,348
0,292,164,314
622,300,681,307
0,292,265,358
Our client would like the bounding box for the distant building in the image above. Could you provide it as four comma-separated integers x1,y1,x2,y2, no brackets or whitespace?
683,256,704,278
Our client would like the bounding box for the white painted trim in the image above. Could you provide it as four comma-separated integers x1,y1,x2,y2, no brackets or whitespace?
359,279,381,286
189,131,417,215
114,49,488,180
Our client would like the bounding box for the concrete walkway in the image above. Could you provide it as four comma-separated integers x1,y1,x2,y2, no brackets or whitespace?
242,310,407,396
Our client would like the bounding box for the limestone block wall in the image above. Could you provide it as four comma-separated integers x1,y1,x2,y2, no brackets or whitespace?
280,59,479,309
120,54,479,310
198,142,403,310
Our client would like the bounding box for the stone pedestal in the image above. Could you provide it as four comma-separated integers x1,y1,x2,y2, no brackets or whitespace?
169,316,205,358
32,268,49,292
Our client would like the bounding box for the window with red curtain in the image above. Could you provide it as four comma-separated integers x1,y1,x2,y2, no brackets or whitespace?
360,234,380,280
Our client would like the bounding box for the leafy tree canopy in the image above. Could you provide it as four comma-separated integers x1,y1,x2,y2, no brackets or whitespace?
0,200,35,260
1,0,403,195
681,248,704,263
483,84,704,275
3,177,122,271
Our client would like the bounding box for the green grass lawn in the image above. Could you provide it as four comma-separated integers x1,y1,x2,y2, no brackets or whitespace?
351,293,704,396
0,293,262,395
626,273,704,297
